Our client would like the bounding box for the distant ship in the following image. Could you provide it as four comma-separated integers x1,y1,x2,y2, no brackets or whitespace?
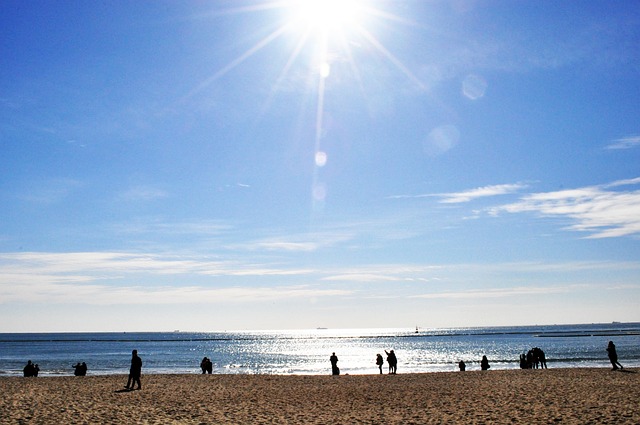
415,326,419,333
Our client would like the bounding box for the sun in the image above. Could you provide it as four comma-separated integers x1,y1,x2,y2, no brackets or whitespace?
288,0,367,33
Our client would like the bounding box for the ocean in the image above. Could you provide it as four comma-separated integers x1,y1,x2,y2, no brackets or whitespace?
1,323,639,377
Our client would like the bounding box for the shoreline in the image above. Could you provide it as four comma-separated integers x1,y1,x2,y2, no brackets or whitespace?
1,368,638,424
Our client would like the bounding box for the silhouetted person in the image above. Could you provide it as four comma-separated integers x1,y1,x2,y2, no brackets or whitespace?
23,360,36,377
519,353,527,369
458,360,466,371
376,354,384,374
330,352,339,375
606,341,623,370
33,364,40,377
385,350,397,374
125,349,142,390
200,357,212,374
480,355,490,370
73,362,87,376
534,348,547,369
526,350,533,369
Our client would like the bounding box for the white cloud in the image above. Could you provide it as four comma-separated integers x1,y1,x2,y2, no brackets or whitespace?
492,178,640,238
0,251,345,304
236,231,354,252
0,280,352,305
439,183,528,203
119,185,168,201
606,136,640,150
412,285,573,299
19,178,83,204
0,251,314,281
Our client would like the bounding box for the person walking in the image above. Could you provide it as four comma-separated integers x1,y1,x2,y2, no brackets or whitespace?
606,341,623,370
125,350,143,390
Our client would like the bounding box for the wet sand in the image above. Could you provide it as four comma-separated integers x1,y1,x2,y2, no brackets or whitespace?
1,368,638,424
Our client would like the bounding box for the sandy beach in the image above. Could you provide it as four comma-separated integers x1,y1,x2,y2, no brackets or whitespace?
1,368,638,424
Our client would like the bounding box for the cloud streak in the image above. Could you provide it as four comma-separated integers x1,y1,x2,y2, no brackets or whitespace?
412,285,574,299
606,136,640,150
439,183,528,204
491,178,640,238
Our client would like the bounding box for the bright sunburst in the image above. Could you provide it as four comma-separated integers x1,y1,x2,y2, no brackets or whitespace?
187,0,424,208
288,0,367,32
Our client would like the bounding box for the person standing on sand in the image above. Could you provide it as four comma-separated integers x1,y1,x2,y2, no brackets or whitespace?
458,360,466,371
480,355,490,370
606,341,623,370
23,360,36,377
385,350,397,374
200,357,212,374
330,352,340,375
125,350,142,390
376,354,384,374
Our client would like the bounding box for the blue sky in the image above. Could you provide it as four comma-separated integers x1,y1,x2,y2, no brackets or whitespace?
1,0,639,332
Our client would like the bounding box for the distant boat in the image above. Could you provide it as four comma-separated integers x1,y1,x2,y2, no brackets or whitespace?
415,326,419,333
317,327,328,330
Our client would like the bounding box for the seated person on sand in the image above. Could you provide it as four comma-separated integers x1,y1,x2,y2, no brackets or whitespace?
480,355,490,370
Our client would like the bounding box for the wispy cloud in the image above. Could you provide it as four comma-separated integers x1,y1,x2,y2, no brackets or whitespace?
606,136,640,150
0,280,351,305
19,178,83,204
387,183,527,202
491,178,640,238
0,252,332,304
236,231,354,252
322,265,443,283
0,251,314,279
439,183,528,204
118,185,168,202
412,285,574,299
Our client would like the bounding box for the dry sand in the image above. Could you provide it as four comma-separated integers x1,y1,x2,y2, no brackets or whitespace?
1,368,638,424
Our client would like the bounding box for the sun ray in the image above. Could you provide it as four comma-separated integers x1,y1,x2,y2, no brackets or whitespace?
356,26,426,91
258,28,313,118
183,23,290,102
311,30,329,210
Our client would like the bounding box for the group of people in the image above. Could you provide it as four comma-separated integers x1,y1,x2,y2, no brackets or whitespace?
336,340,631,375
23,360,40,377
384,350,397,374
519,347,547,369
332,349,399,376
22,341,628,381
200,357,213,374
457,356,490,371
73,362,88,376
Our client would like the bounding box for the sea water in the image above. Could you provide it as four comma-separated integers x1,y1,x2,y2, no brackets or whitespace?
1,323,638,377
